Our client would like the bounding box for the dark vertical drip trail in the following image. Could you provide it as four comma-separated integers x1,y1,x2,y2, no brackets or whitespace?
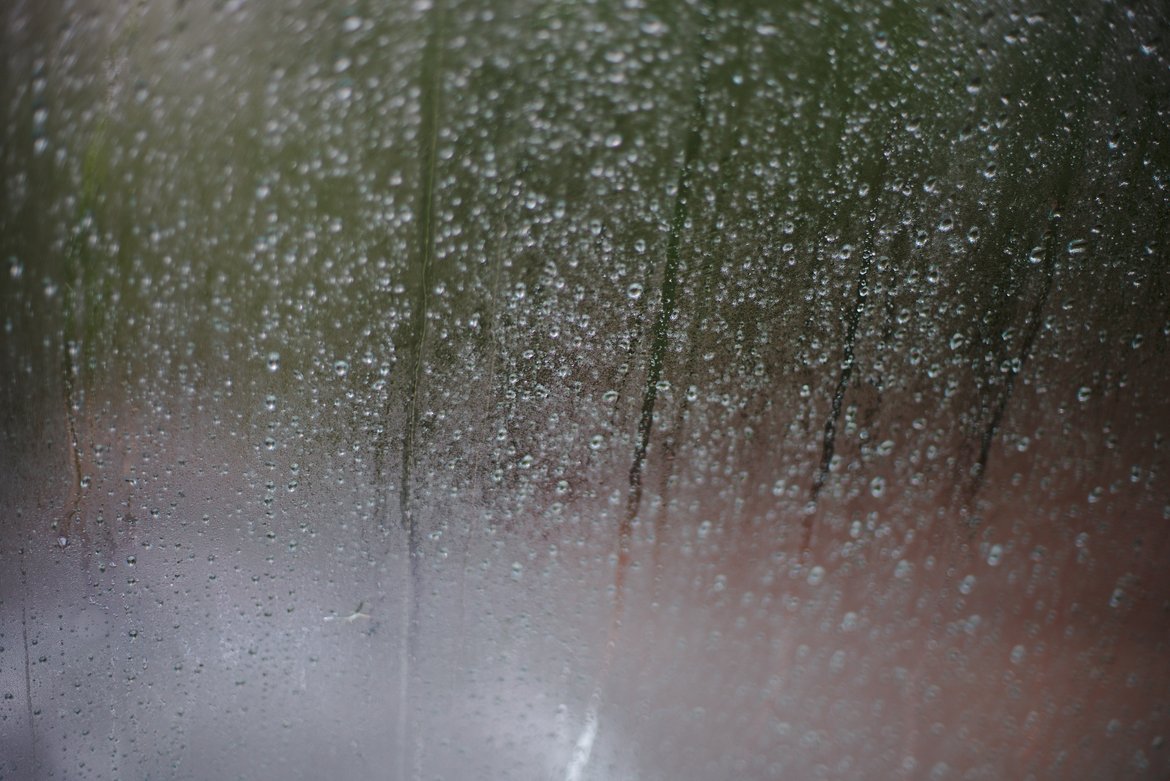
803,124,896,554
567,10,716,779
969,204,1059,498
654,34,751,582
394,7,445,779
804,252,870,539
622,17,713,579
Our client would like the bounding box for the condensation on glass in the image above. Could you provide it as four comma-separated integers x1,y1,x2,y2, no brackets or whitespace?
1,1,1168,779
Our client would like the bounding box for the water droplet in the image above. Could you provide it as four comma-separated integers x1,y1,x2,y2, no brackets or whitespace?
959,574,976,595
333,360,349,378
589,434,605,451
640,19,666,36
807,566,825,586
627,282,643,299
987,544,1003,567
697,520,712,540
266,352,281,372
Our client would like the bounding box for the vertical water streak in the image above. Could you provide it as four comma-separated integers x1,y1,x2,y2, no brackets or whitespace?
803,122,897,553
391,5,445,778
566,7,716,778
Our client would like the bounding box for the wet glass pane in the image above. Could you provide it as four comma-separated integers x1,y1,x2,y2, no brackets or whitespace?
2,1,1168,779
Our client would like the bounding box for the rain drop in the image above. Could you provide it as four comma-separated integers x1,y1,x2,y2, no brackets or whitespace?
987,544,1004,567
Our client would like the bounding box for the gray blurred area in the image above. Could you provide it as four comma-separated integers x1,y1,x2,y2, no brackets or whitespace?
2,0,1169,779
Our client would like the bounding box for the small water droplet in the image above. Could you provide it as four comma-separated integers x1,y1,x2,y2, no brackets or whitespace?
266,352,281,372
987,544,1003,567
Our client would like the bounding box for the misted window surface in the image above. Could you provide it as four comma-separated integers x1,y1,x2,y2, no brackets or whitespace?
2,1,1168,779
